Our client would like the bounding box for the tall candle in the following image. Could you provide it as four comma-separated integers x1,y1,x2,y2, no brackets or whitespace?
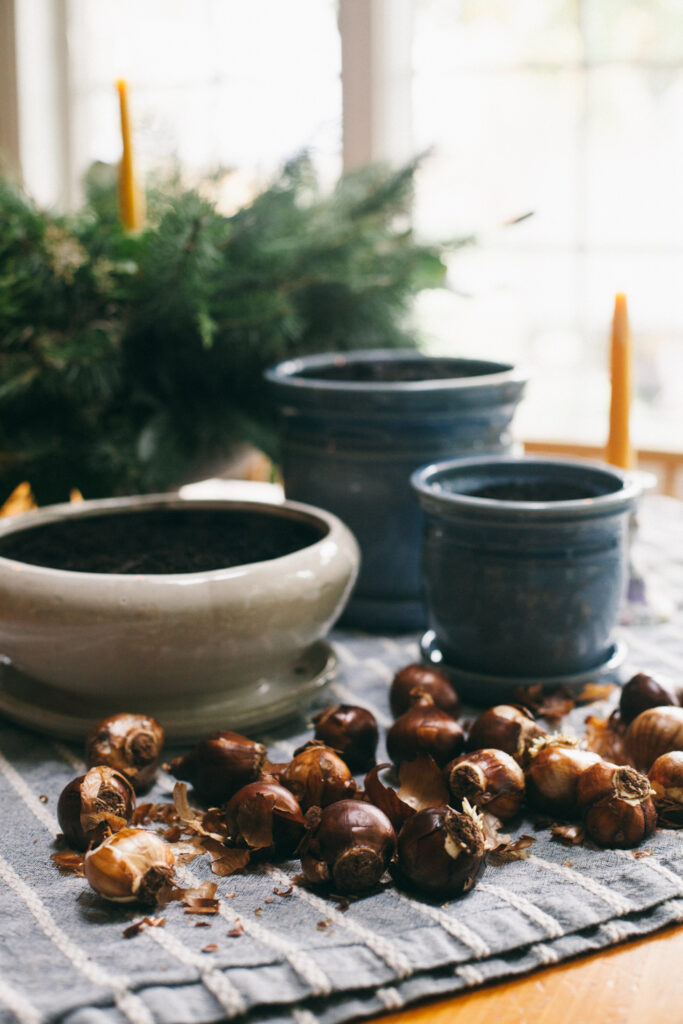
606,292,635,469
116,79,143,231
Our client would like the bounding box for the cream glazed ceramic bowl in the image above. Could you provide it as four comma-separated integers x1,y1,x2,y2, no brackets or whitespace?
0,494,360,739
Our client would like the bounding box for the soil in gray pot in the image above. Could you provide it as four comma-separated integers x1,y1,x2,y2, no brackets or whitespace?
0,508,325,574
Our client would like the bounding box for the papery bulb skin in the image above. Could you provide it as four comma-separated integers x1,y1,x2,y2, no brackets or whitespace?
390,664,460,719
57,766,135,851
85,714,164,791
577,763,656,848
168,731,267,805
648,751,683,826
466,705,545,767
84,827,174,904
387,695,464,767
280,741,356,811
223,781,305,858
396,802,486,899
313,705,378,772
525,737,602,817
619,673,678,726
625,706,683,772
445,749,525,821
300,800,396,894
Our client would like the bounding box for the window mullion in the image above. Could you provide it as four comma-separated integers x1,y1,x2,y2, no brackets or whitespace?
12,0,73,209
339,0,415,172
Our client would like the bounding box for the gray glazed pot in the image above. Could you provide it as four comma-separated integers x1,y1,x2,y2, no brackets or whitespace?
265,349,527,631
0,494,359,739
411,456,642,689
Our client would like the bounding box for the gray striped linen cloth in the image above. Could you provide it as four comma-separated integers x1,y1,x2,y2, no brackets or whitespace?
0,495,682,1024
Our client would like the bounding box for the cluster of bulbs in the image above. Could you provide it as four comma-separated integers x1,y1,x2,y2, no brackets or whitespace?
54,665,683,907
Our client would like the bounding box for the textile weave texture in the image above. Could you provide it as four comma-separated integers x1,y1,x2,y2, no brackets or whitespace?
0,495,682,1024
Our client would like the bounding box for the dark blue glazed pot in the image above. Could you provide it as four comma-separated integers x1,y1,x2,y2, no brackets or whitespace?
411,456,642,681
265,350,527,630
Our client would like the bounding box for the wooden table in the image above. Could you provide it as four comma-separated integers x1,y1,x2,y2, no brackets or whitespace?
368,922,683,1024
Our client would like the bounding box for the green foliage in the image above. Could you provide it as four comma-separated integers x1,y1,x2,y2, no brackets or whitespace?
0,155,455,503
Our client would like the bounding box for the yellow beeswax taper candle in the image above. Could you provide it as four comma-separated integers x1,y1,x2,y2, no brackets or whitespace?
605,292,635,469
116,79,143,231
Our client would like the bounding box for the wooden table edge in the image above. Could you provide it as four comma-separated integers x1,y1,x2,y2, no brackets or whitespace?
360,920,683,1024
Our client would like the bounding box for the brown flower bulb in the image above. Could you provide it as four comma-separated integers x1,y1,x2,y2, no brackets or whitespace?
525,736,602,817
619,672,678,726
648,751,683,827
280,741,356,811
299,800,396,894
57,766,135,851
313,705,378,771
223,781,305,859
465,705,546,766
168,731,267,805
84,827,175,903
390,664,460,719
85,714,164,791
577,761,656,848
625,706,683,772
395,801,486,899
387,695,464,767
444,748,525,820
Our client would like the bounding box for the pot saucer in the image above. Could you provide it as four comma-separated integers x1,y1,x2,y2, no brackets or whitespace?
0,640,336,742
419,630,627,706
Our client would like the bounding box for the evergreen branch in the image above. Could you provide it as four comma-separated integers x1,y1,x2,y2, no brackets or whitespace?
0,154,459,503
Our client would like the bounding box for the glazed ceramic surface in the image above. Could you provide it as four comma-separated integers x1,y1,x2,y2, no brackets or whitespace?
411,456,642,680
0,494,359,735
266,349,527,631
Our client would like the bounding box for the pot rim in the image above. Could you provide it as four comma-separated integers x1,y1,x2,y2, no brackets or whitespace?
0,492,353,582
411,455,646,520
265,348,529,394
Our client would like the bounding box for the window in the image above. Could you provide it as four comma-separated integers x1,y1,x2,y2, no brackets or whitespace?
7,0,341,207
411,0,683,452
4,0,682,455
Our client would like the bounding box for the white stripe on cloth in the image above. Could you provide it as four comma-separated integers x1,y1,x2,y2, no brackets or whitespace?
394,891,491,959
267,866,412,979
0,745,250,1018
291,1009,319,1024
376,638,419,663
46,747,331,1000
0,854,154,1024
145,928,246,1019
364,658,395,685
46,721,481,968
0,750,60,833
0,979,43,1024
376,986,404,1010
529,855,633,916
616,849,683,896
176,866,332,998
332,643,359,668
51,742,84,775
455,963,485,986
477,882,564,939
601,920,631,944
531,942,560,965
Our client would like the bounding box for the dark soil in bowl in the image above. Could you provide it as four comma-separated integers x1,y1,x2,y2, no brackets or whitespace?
465,481,608,502
297,358,504,384
0,507,326,573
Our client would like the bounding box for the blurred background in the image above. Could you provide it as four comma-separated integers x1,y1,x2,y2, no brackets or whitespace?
1,0,682,491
